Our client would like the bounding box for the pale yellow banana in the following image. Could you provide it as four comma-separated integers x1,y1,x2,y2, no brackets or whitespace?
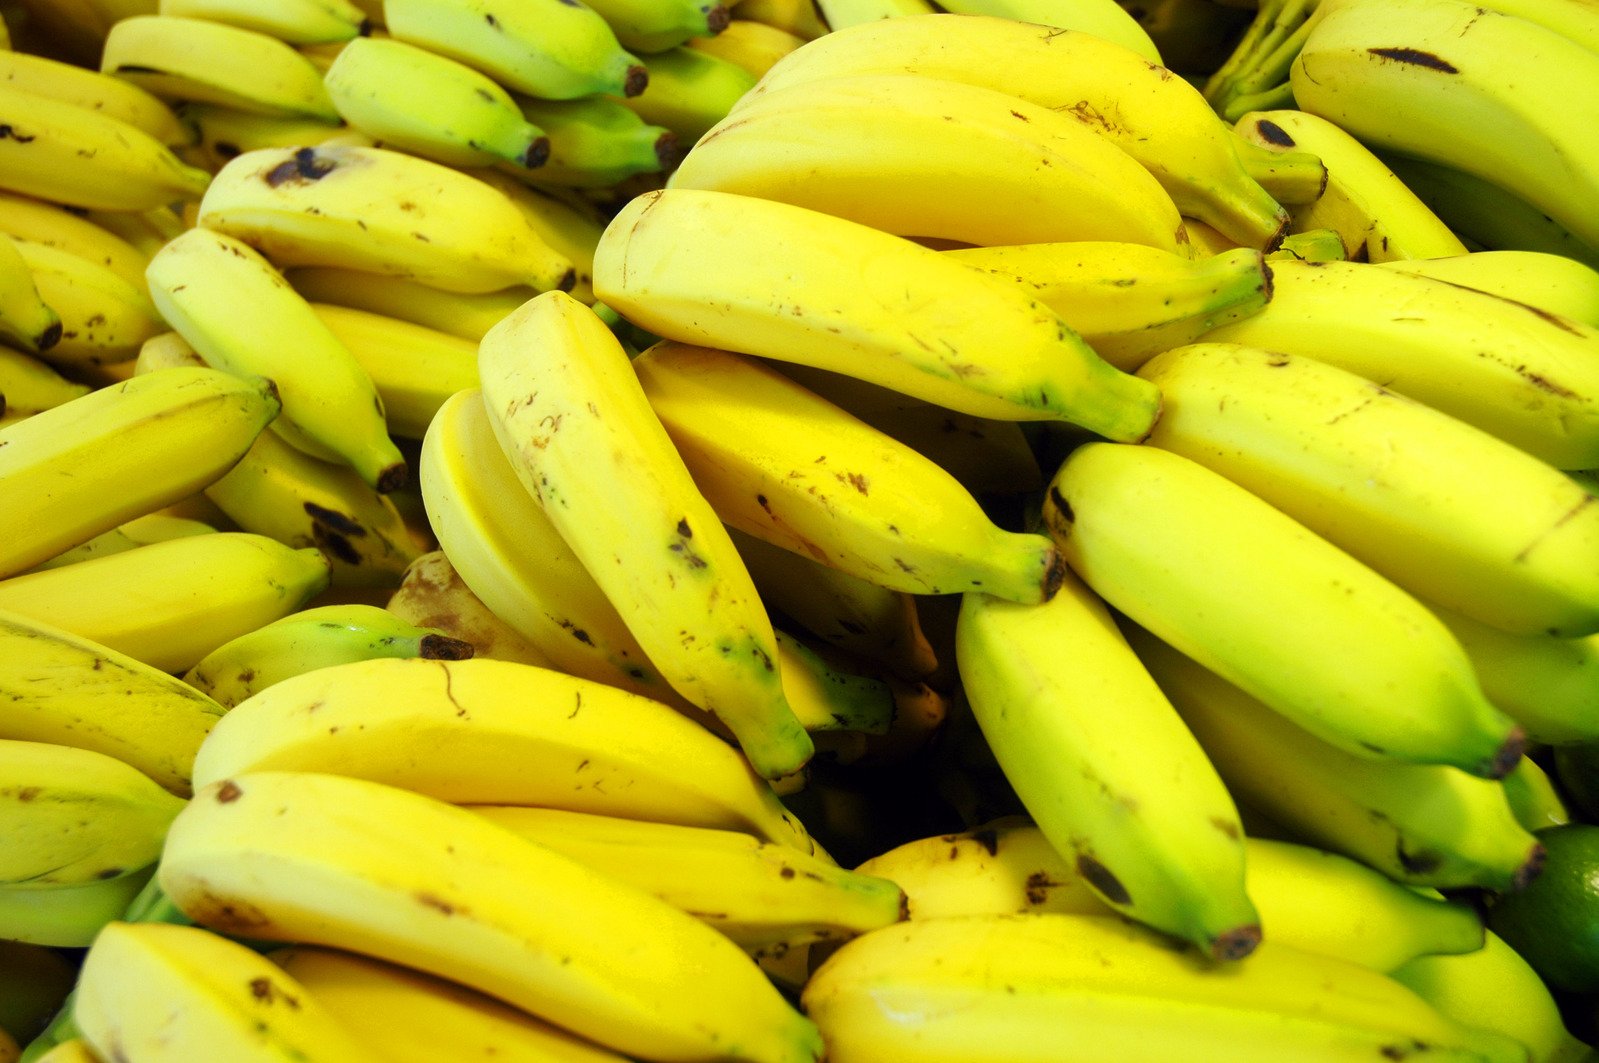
28,513,215,573
0,48,188,146
0,348,85,418
453,169,606,304
731,0,828,39
175,103,363,173
284,265,532,342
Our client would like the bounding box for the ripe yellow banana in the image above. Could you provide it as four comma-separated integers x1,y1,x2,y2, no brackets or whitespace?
175,103,365,172
189,655,817,850
1138,342,1599,637
637,343,1065,603
146,225,407,493
742,12,1290,249
196,144,576,294
943,242,1272,371
160,770,827,1063
675,74,1190,253
0,348,86,419
731,0,828,39
0,365,279,578
268,946,629,1063
74,922,380,1063
0,234,60,356
0,739,183,889
1198,257,1599,470
1376,250,1599,328
0,190,151,294
1043,442,1523,778
13,238,164,368
0,48,187,146
160,0,368,44
453,169,607,303
28,512,215,573
933,0,1160,60
479,292,814,779
0,867,155,949
594,188,1162,441
1128,623,1543,893
687,18,806,78
466,806,905,951
284,266,532,341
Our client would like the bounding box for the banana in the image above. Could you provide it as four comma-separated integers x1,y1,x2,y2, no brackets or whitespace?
467,805,905,950
160,770,827,1063
100,15,339,120
0,867,155,949
146,225,408,492
731,0,829,39
158,0,367,44
268,946,629,1063
0,532,330,674
1391,931,1597,1063
618,45,757,145
1232,108,1468,261
677,75,1188,254
0,191,151,293
593,188,1162,441
584,0,728,53
727,527,938,681
499,94,679,189
0,365,279,579
687,18,806,78
28,513,215,573
931,0,1161,61
452,169,607,304
1376,251,1599,328
13,238,163,369
1271,227,1349,262
816,0,937,31
80,207,187,261
1128,623,1544,893
0,235,60,356
0,342,90,419
175,103,363,173
285,266,532,341
1502,755,1571,834
325,37,551,169
479,292,814,780
383,0,647,99
0,49,188,146
1290,0,1599,253
1228,130,1330,207
636,342,1064,603
182,603,472,709
74,922,379,1063
1429,604,1599,747
196,143,576,295
1197,257,1599,471
306,302,478,440
774,628,900,738
1138,341,1599,637
741,13,1290,250
956,573,1258,959
385,550,555,668
942,242,1272,371
0,739,183,888
800,913,1528,1063
420,386,677,698
1042,442,1523,777
190,656,818,850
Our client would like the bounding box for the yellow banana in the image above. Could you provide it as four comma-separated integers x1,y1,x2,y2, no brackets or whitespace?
385,550,555,668
932,0,1160,60
0,348,85,418
730,0,828,39
284,265,531,341
1376,250,1599,328
453,169,607,304
0,48,186,147
175,103,364,173
159,0,368,44
0,191,150,293
28,512,215,572
0,233,60,356
687,18,806,78
13,238,163,368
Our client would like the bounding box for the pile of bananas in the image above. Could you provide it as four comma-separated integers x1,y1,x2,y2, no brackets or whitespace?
2,0,1599,1059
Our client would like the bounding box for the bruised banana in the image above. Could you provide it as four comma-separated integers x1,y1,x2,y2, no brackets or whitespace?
385,550,555,669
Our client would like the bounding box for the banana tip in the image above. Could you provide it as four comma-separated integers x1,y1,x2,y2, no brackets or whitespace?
418,633,475,661
1210,923,1261,962
1512,842,1547,893
376,461,409,494
521,136,551,170
623,65,649,98
35,319,63,353
1487,725,1526,780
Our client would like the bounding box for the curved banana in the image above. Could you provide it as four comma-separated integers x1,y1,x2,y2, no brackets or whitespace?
1232,108,1468,261
269,946,629,1063
1043,442,1523,777
593,188,1162,441
479,292,813,780
29,513,215,573
0,868,154,949
383,0,647,99
956,574,1258,959
814,0,936,31
175,103,363,173
637,343,1064,603
13,238,163,368
160,770,826,1063
742,13,1290,249
583,0,728,53
100,15,338,120
1197,257,1599,470
676,74,1188,253
0,49,187,146
385,550,555,668
189,656,818,850
619,46,756,146
0,348,85,419
687,18,806,78
501,94,679,189
1290,0,1599,252
800,913,1527,1063
74,922,379,1063
0,82,209,212
0,365,279,579
182,603,472,709
146,225,407,493
159,0,367,44
0,191,151,294
1138,342,1599,636
452,170,607,304
1228,130,1330,207
285,266,532,341
1376,251,1599,328
930,0,1160,61
467,806,905,951
0,234,60,356
0,739,183,889
943,242,1272,371
197,144,576,295
731,0,828,38
325,37,550,169
1128,623,1543,893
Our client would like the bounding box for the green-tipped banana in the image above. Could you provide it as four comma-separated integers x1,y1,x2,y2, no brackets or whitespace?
503,94,679,189
620,46,756,146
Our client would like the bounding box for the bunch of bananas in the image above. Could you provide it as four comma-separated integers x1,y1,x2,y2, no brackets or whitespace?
4,0,1599,1060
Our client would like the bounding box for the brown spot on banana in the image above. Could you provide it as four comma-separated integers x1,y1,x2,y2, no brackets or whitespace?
1074,853,1131,905
1366,47,1458,73
265,147,336,187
